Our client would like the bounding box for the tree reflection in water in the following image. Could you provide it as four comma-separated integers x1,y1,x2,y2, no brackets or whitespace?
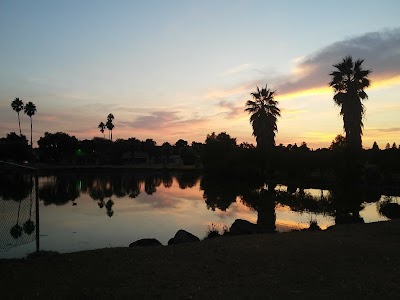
39,174,80,206
0,172,31,202
4,171,392,227
34,172,204,217
0,171,37,243
10,198,23,239
241,184,277,233
23,175,35,235
200,172,377,230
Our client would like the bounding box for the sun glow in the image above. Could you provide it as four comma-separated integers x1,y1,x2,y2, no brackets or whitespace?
277,86,331,101
370,75,400,90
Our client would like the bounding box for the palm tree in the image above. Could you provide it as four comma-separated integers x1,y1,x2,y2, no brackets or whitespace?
329,56,371,151
24,101,37,148
245,85,281,153
106,113,115,141
11,97,24,136
98,122,106,138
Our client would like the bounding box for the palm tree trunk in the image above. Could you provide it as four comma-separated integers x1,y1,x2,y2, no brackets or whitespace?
18,112,22,136
111,130,113,141
30,116,33,148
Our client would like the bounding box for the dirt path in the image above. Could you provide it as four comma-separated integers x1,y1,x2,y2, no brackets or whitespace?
1,220,399,299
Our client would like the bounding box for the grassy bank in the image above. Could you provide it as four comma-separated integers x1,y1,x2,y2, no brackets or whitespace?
1,220,399,299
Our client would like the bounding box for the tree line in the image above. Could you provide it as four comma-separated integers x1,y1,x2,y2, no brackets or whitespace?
2,56,399,183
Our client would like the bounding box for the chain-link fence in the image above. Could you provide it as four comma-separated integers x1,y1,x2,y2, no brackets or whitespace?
0,162,38,252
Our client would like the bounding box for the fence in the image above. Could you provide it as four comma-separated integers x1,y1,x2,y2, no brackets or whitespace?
0,161,39,253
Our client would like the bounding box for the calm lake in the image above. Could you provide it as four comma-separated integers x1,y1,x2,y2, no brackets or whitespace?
0,170,397,259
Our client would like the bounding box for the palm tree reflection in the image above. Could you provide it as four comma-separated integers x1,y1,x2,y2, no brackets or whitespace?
241,184,277,233
23,175,35,235
10,199,23,239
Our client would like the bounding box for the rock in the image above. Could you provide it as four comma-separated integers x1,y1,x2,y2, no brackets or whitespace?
230,219,258,235
129,238,162,247
168,230,200,245
380,203,400,219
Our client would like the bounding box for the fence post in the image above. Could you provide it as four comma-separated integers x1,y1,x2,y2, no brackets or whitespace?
35,170,40,253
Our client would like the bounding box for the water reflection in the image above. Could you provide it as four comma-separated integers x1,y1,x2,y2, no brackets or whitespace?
33,172,202,216
241,184,277,233
0,172,37,252
1,170,399,257
200,175,399,231
40,175,80,206
0,172,31,201
1,171,399,225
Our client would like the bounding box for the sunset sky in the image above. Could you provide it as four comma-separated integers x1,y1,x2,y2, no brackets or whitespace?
1,0,399,148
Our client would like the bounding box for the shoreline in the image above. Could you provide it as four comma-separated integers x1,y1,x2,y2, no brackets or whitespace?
2,220,400,298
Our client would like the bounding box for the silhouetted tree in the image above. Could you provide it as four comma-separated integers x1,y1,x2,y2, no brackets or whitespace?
245,84,280,154
239,142,255,149
180,147,197,165
329,56,371,151
24,101,37,148
106,113,115,141
299,142,310,152
142,139,157,163
174,139,188,155
38,132,79,162
202,132,237,169
11,97,24,136
329,134,346,151
98,122,106,138
372,141,380,151
161,142,173,164
0,132,30,162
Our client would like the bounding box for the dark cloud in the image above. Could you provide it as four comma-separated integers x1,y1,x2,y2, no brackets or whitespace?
218,100,244,118
131,111,179,129
122,110,208,130
205,28,400,106
275,28,400,95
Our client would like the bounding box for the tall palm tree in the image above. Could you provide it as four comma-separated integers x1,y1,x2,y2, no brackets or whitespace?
11,97,24,136
329,56,371,151
245,85,281,153
98,122,106,138
106,113,115,141
24,101,37,148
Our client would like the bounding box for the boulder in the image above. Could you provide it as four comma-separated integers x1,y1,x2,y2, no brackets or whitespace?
129,238,162,247
230,219,258,235
168,229,200,245
380,203,400,219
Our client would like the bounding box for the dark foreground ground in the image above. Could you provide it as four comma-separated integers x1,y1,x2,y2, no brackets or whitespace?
1,220,399,299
